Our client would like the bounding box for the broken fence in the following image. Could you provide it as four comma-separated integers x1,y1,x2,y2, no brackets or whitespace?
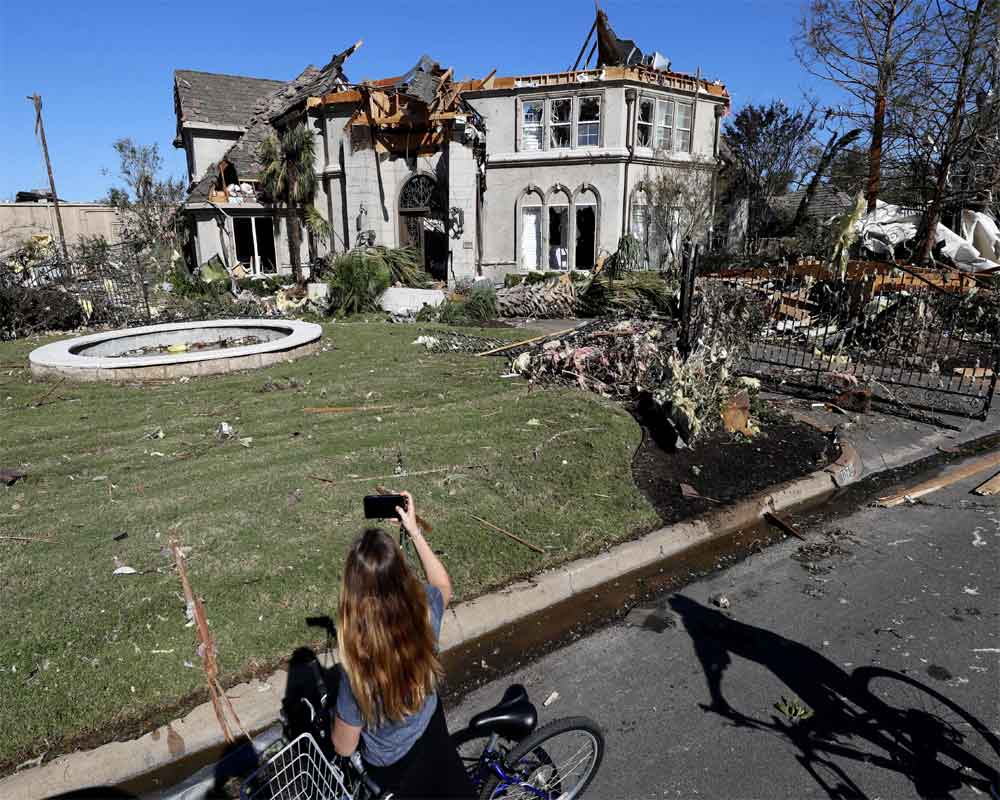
2,241,152,326
695,260,999,422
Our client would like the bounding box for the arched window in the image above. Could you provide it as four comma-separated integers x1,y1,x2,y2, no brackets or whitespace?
546,185,572,270
517,187,544,269
573,185,600,269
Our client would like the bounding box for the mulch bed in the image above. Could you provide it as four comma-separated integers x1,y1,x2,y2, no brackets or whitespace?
631,408,836,525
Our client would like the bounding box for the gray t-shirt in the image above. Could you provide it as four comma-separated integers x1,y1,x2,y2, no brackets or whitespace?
336,584,445,767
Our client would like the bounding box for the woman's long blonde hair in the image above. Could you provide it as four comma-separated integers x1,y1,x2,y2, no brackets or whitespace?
337,529,443,726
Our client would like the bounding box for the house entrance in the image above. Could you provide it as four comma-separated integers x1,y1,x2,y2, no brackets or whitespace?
399,174,448,281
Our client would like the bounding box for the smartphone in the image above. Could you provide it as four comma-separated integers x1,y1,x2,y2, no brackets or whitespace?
363,494,406,520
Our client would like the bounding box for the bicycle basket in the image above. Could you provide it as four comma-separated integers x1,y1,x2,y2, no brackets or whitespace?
240,733,352,800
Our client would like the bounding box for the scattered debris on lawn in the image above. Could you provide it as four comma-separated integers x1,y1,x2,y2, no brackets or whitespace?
259,376,304,393
144,428,165,440
542,691,560,707
287,488,304,507
113,532,128,542
470,513,545,554
215,421,235,440
0,534,53,543
238,437,253,448
303,404,393,414
0,468,26,486
413,331,509,354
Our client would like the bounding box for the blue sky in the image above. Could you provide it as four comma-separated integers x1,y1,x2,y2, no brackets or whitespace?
0,0,835,201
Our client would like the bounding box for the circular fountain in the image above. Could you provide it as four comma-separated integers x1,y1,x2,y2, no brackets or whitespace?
29,319,323,382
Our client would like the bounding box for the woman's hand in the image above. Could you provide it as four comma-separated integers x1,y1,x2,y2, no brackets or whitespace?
395,490,420,537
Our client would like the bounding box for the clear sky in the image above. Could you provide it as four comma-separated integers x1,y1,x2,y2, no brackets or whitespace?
0,0,836,202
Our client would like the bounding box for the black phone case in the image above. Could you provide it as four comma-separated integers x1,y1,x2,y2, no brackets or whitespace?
363,494,406,519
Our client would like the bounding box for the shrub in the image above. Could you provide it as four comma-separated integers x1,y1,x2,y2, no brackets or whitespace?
420,284,497,326
0,286,85,340
327,250,391,316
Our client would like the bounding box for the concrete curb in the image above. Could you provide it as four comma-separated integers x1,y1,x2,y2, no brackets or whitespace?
1,442,863,799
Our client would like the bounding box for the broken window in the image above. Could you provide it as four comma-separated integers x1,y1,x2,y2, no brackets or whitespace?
550,98,572,149
521,204,542,269
675,102,693,152
575,192,598,268
630,190,651,269
655,99,674,151
549,205,569,269
636,99,654,148
522,100,544,151
577,96,601,146
233,216,277,276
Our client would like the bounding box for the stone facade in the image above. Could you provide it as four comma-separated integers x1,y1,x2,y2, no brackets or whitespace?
175,54,728,286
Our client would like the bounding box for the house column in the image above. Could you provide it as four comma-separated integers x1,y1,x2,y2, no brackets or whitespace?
446,131,479,283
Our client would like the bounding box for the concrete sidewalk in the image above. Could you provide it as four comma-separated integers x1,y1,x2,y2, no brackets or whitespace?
2,396,996,799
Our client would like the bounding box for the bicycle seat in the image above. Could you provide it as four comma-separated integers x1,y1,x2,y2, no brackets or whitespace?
468,684,538,740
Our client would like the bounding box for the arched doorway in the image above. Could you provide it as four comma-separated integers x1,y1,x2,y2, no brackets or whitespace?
399,174,448,281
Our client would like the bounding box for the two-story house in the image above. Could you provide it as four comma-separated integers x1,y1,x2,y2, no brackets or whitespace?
173,10,729,284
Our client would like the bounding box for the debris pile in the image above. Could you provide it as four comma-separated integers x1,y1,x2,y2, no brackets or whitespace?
495,274,580,318
512,319,675,398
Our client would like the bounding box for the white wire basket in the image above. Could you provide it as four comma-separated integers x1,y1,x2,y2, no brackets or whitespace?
240,733,353,800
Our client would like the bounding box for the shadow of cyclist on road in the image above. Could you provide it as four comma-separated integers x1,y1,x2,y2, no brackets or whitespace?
669,594,998,800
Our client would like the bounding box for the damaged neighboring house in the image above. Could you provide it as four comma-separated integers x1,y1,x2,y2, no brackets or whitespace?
173,9,730,284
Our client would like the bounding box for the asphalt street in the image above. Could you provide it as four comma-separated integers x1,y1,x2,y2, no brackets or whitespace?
448,467,1000,799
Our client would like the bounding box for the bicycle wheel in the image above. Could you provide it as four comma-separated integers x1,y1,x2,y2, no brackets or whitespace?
481,717,604,800
856,666,1000,794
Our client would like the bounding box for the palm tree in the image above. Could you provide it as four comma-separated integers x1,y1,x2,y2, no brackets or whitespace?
259,123,317,285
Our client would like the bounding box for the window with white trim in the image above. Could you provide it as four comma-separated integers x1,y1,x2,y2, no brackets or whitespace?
521,202,542,269
636,99,654,148
675,101,693,152
655,99,674,151
550,98,572,149
577,96,601,146
522,100,543,151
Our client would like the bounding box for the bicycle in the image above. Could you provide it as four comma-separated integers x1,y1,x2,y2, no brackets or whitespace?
240,683,604,800
451,684,605,800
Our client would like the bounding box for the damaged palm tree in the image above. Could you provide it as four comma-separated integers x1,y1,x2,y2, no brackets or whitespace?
171,539,249,744
495,273,580,318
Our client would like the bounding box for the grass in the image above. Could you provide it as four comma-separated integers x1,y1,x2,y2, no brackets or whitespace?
0,320,657,770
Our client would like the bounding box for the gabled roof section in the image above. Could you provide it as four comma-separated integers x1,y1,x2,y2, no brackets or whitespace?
174,70,285,129
183,43,360,206
771,185,854,222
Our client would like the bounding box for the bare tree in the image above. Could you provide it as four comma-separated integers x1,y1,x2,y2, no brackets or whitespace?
797,0,935,212
106,139,186,265
723,101,817,251
904,0,999,262
638,157,717,272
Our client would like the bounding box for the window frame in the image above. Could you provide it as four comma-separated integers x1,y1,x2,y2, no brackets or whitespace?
635,93,696,155
576,95,602,147
549,97,573,150
517,92,605,153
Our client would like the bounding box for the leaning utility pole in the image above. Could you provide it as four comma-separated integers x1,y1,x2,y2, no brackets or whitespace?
27,93,69,260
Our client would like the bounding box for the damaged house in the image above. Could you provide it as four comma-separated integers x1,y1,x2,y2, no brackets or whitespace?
173,10,729,284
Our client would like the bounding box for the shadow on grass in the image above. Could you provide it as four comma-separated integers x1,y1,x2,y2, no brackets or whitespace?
670,595,999,800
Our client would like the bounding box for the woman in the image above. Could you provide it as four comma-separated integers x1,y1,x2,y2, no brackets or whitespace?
333,491,474,798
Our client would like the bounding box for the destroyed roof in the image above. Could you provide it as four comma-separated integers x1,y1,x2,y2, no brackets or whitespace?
184,46,356,205
174,70,285,129
771,185,854,222
595,9,644,67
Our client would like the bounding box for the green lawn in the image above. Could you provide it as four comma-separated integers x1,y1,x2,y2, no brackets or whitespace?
0,320,657,770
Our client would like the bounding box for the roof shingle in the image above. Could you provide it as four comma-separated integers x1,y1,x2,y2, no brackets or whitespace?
174,69,285,129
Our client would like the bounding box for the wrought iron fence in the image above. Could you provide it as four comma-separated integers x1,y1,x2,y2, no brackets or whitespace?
2,241,151,326
693,259,999,422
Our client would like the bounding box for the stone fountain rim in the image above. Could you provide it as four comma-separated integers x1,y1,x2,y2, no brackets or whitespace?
29,318,322,372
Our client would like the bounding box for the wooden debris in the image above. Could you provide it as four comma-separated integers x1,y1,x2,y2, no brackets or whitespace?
953,367,994,379
477,327,580,358
308,466,463,485
764,511,807,542
972,471,1000,497
680,483,719,503
834,387,872,414
171,539,248,745
878,450,1000,507
304,405,393,414
27,377,65,408
470,514,545,554
0,535,53,543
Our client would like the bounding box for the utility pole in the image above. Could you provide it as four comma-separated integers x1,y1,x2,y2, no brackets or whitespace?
27,93,69,260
